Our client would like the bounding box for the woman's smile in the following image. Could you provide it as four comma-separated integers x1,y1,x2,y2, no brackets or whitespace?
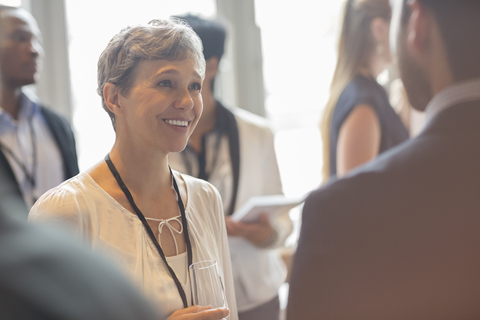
163,119,190,127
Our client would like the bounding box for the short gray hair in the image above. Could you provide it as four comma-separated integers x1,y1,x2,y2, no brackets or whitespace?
97,18,206,128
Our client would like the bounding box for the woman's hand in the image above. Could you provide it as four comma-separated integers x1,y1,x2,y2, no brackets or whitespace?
166,305,229,320
225,214,273,246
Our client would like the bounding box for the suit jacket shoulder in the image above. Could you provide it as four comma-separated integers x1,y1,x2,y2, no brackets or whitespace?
288,101,480,319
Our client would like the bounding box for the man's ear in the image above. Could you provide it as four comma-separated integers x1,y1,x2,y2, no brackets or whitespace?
103,82,123,116
205,56,220,80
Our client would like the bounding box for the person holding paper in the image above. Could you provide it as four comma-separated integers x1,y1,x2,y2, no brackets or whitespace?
169,14,292,320
28,18,237,320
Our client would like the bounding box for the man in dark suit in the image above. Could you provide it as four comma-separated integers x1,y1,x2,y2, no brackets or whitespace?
0,5,78,214
288,0,480,318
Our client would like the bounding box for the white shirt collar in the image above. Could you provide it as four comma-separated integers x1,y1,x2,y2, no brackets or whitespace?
425,78,480,126
0,92,39,127
18,92,40,120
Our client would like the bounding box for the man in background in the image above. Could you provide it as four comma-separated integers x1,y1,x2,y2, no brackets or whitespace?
169,14,292,320
288,0,480,318
0,6,78,214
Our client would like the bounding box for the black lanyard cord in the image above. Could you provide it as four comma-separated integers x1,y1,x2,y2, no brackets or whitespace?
104,153,192,308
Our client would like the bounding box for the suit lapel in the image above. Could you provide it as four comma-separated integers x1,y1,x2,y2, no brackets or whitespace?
39,106,78,179
0,150,29,217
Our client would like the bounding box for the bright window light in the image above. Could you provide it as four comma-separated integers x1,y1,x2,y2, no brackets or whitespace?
0,0,21,6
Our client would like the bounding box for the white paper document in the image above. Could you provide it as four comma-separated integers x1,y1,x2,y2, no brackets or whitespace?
231,194,305,223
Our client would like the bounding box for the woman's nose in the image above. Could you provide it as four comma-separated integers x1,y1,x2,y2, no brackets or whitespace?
174,89,194,110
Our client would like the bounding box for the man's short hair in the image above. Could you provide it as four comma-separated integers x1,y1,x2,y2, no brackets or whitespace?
173,14,226,61
402,0,480,81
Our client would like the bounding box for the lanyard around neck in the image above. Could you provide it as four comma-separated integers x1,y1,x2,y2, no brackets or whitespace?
104,153,193,308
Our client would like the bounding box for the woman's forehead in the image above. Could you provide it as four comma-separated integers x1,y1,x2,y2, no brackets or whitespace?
134,58,203,81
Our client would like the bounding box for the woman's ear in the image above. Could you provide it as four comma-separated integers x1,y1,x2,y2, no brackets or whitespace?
103,82,123,116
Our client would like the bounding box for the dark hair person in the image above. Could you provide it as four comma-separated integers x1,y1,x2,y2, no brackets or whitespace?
320,0,408,181
29,19,237,320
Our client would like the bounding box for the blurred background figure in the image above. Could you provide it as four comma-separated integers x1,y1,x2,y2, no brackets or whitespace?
320,0,409,181
0,5,78,214
169,14,292,320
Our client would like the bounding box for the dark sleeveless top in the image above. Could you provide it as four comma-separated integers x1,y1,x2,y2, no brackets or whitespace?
329,74,409,176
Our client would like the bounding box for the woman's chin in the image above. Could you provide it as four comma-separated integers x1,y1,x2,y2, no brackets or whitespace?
166,143,189,154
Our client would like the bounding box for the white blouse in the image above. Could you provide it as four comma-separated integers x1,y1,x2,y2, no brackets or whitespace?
28,171,237,320
166,252,192,306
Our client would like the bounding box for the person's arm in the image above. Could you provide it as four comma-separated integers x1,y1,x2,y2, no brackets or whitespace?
336,104,381,177
166,306,230,320
28,186,89,242
225,214,273,245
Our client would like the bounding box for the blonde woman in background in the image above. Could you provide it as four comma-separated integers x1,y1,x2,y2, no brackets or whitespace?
320,0,409,181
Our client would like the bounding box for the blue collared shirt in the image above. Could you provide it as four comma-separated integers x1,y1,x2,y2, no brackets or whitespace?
0,92,64,208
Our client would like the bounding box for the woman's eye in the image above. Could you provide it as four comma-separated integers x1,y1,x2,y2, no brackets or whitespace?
11,34,28,43
158,80,172,88
190,83,201,91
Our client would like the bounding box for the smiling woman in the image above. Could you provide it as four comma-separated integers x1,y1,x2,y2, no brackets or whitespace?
28,18,238,320
104,58,203,154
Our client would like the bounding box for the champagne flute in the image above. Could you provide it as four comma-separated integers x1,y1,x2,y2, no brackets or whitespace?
189,260,228,319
